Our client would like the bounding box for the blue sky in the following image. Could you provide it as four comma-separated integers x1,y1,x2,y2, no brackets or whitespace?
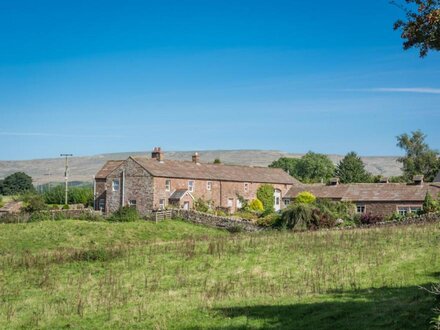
0,0,439,160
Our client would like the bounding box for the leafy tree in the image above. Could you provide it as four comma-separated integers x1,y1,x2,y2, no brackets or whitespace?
295,192,316,204
336,152,372,183
256,184,275,214
0,172,35,195
296,152,335,183
249,199,264,212
422,192,439,213
213,158,221,164
43,185,93,206
269,157,301,176
396,130,440,181
393,0,440,57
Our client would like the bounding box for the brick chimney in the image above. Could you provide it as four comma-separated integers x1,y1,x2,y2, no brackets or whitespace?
329,177,340,186
192,152,200,164
151,147,164,161
413,175,424,185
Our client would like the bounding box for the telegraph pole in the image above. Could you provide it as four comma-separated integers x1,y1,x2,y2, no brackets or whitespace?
60,154,73,206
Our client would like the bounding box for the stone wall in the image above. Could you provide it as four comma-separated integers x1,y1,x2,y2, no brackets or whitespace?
172,209,264,232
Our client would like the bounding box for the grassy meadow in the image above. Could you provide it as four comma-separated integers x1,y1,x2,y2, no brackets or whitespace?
0,219,438,329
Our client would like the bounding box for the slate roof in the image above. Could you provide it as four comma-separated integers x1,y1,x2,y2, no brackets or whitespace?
129,157,298,184
95,160,124,179
169,189,191,201
285,183,440,202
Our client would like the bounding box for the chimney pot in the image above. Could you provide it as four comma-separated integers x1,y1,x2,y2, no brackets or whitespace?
192,152,200,164
413,175,424,185
151,147,164,161
329,177,340,186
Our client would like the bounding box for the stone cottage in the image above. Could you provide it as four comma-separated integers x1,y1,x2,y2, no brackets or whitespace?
94,148,298,214
283,176,440,217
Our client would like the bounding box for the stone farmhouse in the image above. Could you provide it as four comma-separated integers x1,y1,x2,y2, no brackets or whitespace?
283,176,440,217
94,148,298,214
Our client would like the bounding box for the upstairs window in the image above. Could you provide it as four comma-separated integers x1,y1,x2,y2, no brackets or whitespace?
188,180,195,192
207,181,212,191
244,183,249,193
165,179,171,192
112,179,120,192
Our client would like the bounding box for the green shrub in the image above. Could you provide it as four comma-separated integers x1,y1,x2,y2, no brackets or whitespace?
0,196,3,208
194,198,210,213
257,184,275,213
295,191,316,204
278,203,318,230
233,211,259,221
257,212,280,227
62,204,70,210
249,199,264,212
22,194,47,213
315,199,355,221
422,192,439,213
108,206,140,222
43,185,94,206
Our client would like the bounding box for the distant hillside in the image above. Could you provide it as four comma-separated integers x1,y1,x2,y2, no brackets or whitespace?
0,150,402,185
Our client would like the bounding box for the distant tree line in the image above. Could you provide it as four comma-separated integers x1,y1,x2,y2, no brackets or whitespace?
270,130,440,183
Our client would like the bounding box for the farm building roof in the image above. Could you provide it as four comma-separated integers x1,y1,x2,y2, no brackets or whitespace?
130,157,298,184
285,183,440,202
95,156,298,185
95,160,124,179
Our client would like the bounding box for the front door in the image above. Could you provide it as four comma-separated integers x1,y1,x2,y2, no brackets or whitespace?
183,201,190,210
274,190,281,211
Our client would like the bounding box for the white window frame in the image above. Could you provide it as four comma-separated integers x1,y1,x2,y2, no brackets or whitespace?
284,199,291,206
128,200,137,208
112,179,120,192
159,199,165,210
356,205,366,214
207,181,212,191
188,180,195,192
165,179,171,192
227,198,234,208
98,199,105,210
244,182,249,193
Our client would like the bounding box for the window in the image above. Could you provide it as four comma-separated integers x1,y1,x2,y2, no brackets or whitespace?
410,207,421,213
236,199,242,209
284,199,291,206
275,197,280,206
244,183,249,193
98,199,105,210
128,200,137,209
165,179,171,192
227,198,234,208
159,199,165,210
188,180,195,192
398,207,410,216
356,205,366,214
207,181,212,191
112,179,120,192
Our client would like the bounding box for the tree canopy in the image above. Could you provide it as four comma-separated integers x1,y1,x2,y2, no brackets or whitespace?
0,172,35,195
393,0,440,57
396,130,440,181
270,152,335,183
336,152,373,183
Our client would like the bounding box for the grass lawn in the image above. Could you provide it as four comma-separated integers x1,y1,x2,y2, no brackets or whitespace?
0,219,438,329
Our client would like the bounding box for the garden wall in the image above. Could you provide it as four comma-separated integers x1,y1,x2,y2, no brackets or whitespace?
172,209,264,232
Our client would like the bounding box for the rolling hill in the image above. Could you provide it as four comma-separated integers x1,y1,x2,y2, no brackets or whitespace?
0,150,402,185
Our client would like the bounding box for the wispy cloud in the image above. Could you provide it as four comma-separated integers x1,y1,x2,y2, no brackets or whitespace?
347,87,440,95
0,132,126,138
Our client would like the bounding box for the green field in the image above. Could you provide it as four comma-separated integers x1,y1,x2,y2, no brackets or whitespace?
0,220,438,329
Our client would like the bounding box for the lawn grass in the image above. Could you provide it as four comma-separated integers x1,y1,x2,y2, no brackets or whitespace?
0,219,438,329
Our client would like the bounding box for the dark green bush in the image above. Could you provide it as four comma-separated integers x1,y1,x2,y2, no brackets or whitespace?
257,212,280,227
43,185,93,206
194,198,210,213
108,206,140,222
22,194,47,213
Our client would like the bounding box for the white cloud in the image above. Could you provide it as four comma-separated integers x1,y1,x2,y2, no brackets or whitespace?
350,88,440,95
0,132,125,138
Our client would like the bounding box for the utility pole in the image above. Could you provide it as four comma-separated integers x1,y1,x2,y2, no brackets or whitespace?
60,154,73,206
